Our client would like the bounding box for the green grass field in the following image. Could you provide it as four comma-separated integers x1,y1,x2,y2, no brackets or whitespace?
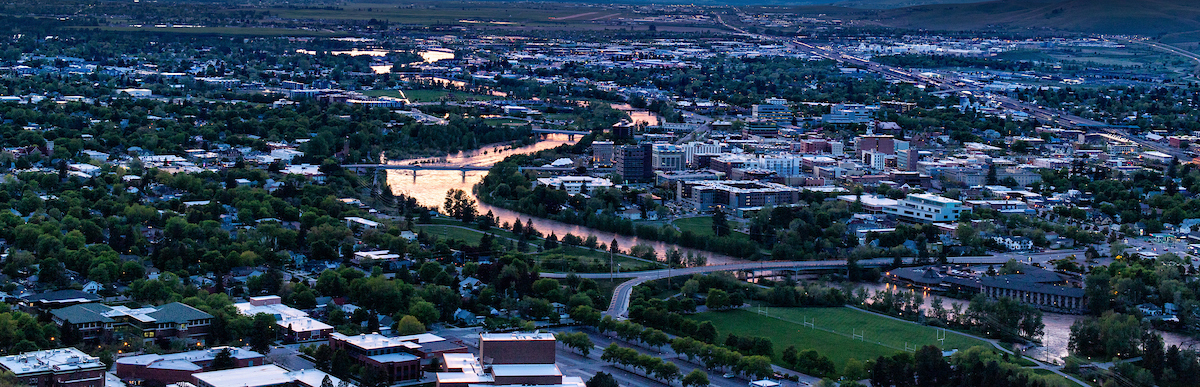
673,216,752,241
692,307,993,368
415,224,489,244
537,245,663,273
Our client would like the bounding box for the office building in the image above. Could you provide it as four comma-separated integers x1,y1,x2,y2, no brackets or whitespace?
615,143,654,182
822,103,878,125
591,141,614,166
883,193,966,223
652,144,685,171
856,134,895,156
752,103,791,124
677,180,802,213
742,120,779,137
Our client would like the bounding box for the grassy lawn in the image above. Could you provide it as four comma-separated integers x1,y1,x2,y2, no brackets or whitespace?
483,118,530,126
535,245,663,273
692,307,993,368
415,225,488,245
673,216,752,241
673,216,715,236
1030,369,1079,387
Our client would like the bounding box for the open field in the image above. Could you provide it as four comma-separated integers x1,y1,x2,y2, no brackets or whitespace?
67,26,339,36
537,245,663,273
362,89,498,102
266,1,633,27
672,216,752,241
692,307,993,367
415,224,489,245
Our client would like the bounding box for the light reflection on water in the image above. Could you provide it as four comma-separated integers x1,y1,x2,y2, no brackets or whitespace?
384,134,738,265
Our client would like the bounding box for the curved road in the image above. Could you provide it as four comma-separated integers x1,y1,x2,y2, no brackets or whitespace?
542,253,1072,318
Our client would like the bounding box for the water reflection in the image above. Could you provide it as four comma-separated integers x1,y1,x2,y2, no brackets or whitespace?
385,134,738,265
610,103,661,126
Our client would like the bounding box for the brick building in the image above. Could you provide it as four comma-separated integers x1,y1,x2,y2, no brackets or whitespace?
436,332,583,387
115,347,265,385
0,348,106,387
479,332,556,365
329,332,466,384
51,302,213,344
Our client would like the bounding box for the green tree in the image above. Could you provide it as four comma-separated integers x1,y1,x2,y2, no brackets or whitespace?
706,289,730,310
248,313,277,355
586,372,619,387
711,208,730,237
397,315,425,335
211,348,236,370
681,369,709,387
409,301,440,325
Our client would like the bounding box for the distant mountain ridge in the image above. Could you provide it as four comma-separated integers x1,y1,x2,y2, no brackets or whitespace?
838,0,1200,36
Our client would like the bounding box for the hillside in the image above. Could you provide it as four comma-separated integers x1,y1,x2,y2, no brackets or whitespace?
823,0,1200,36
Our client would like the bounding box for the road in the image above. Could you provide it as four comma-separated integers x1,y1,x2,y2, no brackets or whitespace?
542,251,1084,319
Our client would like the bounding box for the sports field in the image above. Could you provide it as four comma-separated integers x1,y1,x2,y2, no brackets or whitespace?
692,307,993,367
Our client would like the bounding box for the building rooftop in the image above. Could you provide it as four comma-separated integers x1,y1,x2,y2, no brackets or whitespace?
906,193,961,205
117,347,263,370
491,364,562,377
0,347,104,376
191,365,341,387
367,353,420,364
330,332,425,350
479,332,556,342
436,371,494,384
393,333,446,344
52,302,211,325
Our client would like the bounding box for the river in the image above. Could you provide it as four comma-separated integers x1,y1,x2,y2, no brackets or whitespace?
383,135,1196,364
384,134,739,265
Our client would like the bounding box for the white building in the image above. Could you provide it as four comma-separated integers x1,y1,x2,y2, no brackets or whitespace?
117,88,152,98
883,193,966,223
191,365,343,387
652,144,685,171
533,176,614,196
234,296,333,341
679,141,723,165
